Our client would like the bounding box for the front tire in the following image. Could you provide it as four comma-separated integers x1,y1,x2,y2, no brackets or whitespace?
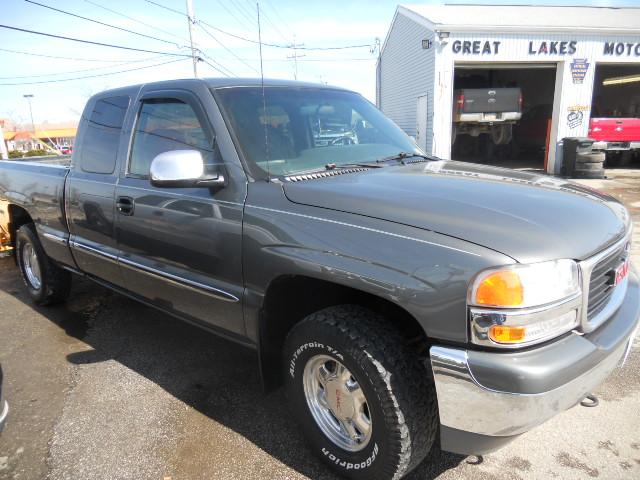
16,224,71,305
284,305,438,480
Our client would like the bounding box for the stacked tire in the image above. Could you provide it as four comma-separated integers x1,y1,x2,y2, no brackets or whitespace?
574,151,605,179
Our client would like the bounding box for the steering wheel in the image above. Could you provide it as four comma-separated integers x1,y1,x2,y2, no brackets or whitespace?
329,135,356,146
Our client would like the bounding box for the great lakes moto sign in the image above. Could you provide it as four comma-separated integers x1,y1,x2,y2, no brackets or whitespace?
450,40,640,57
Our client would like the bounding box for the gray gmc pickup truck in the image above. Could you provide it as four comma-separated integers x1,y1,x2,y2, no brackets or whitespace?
0,78,638,480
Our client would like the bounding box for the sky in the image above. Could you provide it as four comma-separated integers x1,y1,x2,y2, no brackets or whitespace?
1,0,638,127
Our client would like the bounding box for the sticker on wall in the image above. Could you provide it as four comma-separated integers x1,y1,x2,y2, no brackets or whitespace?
567,110,584,129
570,58,590,84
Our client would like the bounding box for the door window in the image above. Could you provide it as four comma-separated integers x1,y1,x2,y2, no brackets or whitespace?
129,99,211,177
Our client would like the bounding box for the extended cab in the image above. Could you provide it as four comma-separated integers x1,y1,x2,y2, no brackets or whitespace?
0,79,638,480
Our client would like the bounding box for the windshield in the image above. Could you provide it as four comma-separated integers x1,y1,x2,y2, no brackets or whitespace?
214,87,420,177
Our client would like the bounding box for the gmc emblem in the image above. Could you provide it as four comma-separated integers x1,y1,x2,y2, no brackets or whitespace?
613,260,630,286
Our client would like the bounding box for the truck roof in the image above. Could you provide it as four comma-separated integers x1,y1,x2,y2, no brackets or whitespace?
92,77,349,99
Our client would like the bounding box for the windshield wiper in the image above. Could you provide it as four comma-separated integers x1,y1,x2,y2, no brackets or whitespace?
286,162,381,178
324,162,383,170
376,152,437,164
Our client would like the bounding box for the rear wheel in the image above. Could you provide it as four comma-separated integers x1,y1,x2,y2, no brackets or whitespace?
284,305,438,480
16,224,71,305
490,124,512,145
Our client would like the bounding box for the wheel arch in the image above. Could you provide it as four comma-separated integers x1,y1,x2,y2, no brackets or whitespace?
7,204,34,250
258,274,431,392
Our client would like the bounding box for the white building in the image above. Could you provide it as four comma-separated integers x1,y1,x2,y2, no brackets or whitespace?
377,4,640,173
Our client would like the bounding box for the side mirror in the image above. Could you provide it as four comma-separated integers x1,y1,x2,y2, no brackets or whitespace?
149,150,226,188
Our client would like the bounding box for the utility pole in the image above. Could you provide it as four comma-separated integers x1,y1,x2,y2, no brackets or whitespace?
287,35,305,80
186,0,198,77
23,94,35,133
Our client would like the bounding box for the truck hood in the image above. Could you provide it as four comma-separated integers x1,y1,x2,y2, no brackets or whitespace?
283,161,629,263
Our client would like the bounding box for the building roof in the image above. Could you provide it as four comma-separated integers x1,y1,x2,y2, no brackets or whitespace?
3,128,77,141
36,128,76,138
399,4,640,34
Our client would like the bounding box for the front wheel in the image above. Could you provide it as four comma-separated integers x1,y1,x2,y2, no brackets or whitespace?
16,224,71,305
284,305,438,480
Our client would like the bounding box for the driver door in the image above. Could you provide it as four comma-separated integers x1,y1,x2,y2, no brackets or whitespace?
114,88,246,335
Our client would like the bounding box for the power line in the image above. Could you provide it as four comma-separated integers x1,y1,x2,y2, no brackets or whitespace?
24,0,186,49
140,1,375,51
197,23,259,74
199,51,236,77
229,0,258,28
198,55,233,77
0,24,194,57
84,0,191,44
0,47,162,63
143,0,187,17
203,56,376,63
212,0,254,31
0,55,170,79
245,0,290,43
0,58,189,86
197,19,372,51
263,0,291,34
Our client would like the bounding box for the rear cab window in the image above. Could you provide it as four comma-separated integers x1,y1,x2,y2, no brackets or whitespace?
80,96,130,174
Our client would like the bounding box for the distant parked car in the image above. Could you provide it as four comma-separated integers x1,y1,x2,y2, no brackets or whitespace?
60,146,72,155
0,363,7,432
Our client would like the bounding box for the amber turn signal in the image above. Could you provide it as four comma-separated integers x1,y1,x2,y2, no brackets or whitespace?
489,325,527,343
474,270,524,307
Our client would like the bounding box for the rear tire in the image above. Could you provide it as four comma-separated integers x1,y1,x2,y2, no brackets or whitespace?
573,169,605,179
490,124,512,145
574,162,603,171
576,151,605,164
16,224,71,305
284,305,438,480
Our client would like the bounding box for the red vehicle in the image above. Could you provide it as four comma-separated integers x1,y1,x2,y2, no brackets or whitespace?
589,117,640,152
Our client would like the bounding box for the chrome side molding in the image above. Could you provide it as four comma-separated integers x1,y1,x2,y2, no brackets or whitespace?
42,231,69,246
118,256,239,303
69,240,239,303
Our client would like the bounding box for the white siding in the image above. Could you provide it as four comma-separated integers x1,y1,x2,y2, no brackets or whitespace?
379,13,436,152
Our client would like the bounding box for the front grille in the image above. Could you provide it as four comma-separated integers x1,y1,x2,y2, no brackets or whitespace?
587,243,628,319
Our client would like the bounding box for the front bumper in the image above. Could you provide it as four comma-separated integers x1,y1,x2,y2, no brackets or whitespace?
430,270,640,456
0,400,7,433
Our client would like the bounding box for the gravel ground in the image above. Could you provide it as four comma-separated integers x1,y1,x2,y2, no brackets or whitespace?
0,169,639,480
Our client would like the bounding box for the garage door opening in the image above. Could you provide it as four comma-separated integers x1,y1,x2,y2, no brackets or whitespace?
451,64,557,171
591,64,640,167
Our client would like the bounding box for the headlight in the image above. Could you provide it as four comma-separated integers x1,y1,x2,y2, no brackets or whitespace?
469,260,582,348
469,259,580,308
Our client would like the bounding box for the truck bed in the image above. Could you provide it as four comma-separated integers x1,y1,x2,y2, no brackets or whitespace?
0,160,70,255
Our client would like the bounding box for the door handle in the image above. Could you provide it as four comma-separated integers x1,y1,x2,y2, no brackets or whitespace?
116,196,134,216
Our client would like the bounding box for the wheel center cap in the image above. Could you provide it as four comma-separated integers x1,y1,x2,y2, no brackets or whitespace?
325,378,355,420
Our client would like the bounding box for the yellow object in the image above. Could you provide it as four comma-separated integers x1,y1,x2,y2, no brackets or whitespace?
475,270,524,307
0,200,12,254
489,325,527,343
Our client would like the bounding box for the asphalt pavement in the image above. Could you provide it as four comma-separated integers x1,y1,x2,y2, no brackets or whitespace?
0,169,639,480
